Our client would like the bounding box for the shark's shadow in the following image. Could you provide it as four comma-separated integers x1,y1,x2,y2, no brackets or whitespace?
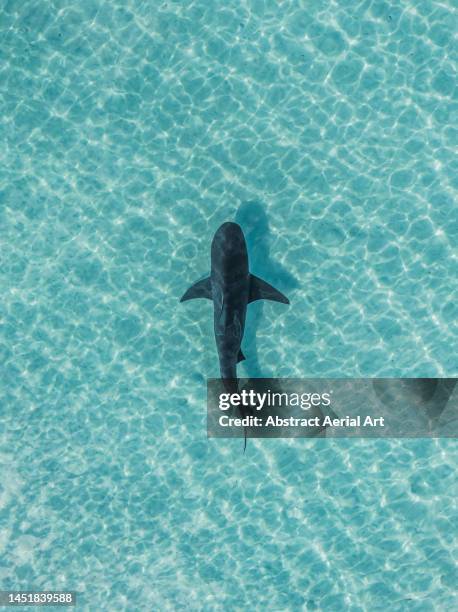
373,378,457,426
235,201,299,379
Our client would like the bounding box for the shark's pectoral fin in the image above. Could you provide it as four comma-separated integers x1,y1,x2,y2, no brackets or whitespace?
237,348,246,363
180,277,212,302
249,274,289,304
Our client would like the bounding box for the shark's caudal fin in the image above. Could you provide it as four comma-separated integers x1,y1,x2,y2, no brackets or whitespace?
180,277,212,302
249,274,289,304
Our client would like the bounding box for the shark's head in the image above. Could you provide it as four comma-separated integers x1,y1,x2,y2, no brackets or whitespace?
211,222,248,281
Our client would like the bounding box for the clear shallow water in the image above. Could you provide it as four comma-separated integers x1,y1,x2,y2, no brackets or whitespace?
0,0,457,610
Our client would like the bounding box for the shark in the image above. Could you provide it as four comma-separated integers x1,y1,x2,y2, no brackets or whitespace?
180,222,290,448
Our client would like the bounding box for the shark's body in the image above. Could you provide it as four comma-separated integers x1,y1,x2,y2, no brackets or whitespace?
180,222,289,382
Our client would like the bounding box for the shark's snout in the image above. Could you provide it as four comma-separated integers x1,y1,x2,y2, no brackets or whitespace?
212,222,246,259
213,222,244,244
217,221,243,234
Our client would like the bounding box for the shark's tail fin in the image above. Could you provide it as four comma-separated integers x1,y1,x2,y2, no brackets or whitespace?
222,377,249,453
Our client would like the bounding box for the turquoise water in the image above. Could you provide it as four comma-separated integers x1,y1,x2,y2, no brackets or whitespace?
1,0,457,609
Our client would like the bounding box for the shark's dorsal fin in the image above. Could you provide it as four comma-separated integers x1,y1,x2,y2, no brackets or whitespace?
237,348,245,363
249,274,289,304
180,277,212,302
